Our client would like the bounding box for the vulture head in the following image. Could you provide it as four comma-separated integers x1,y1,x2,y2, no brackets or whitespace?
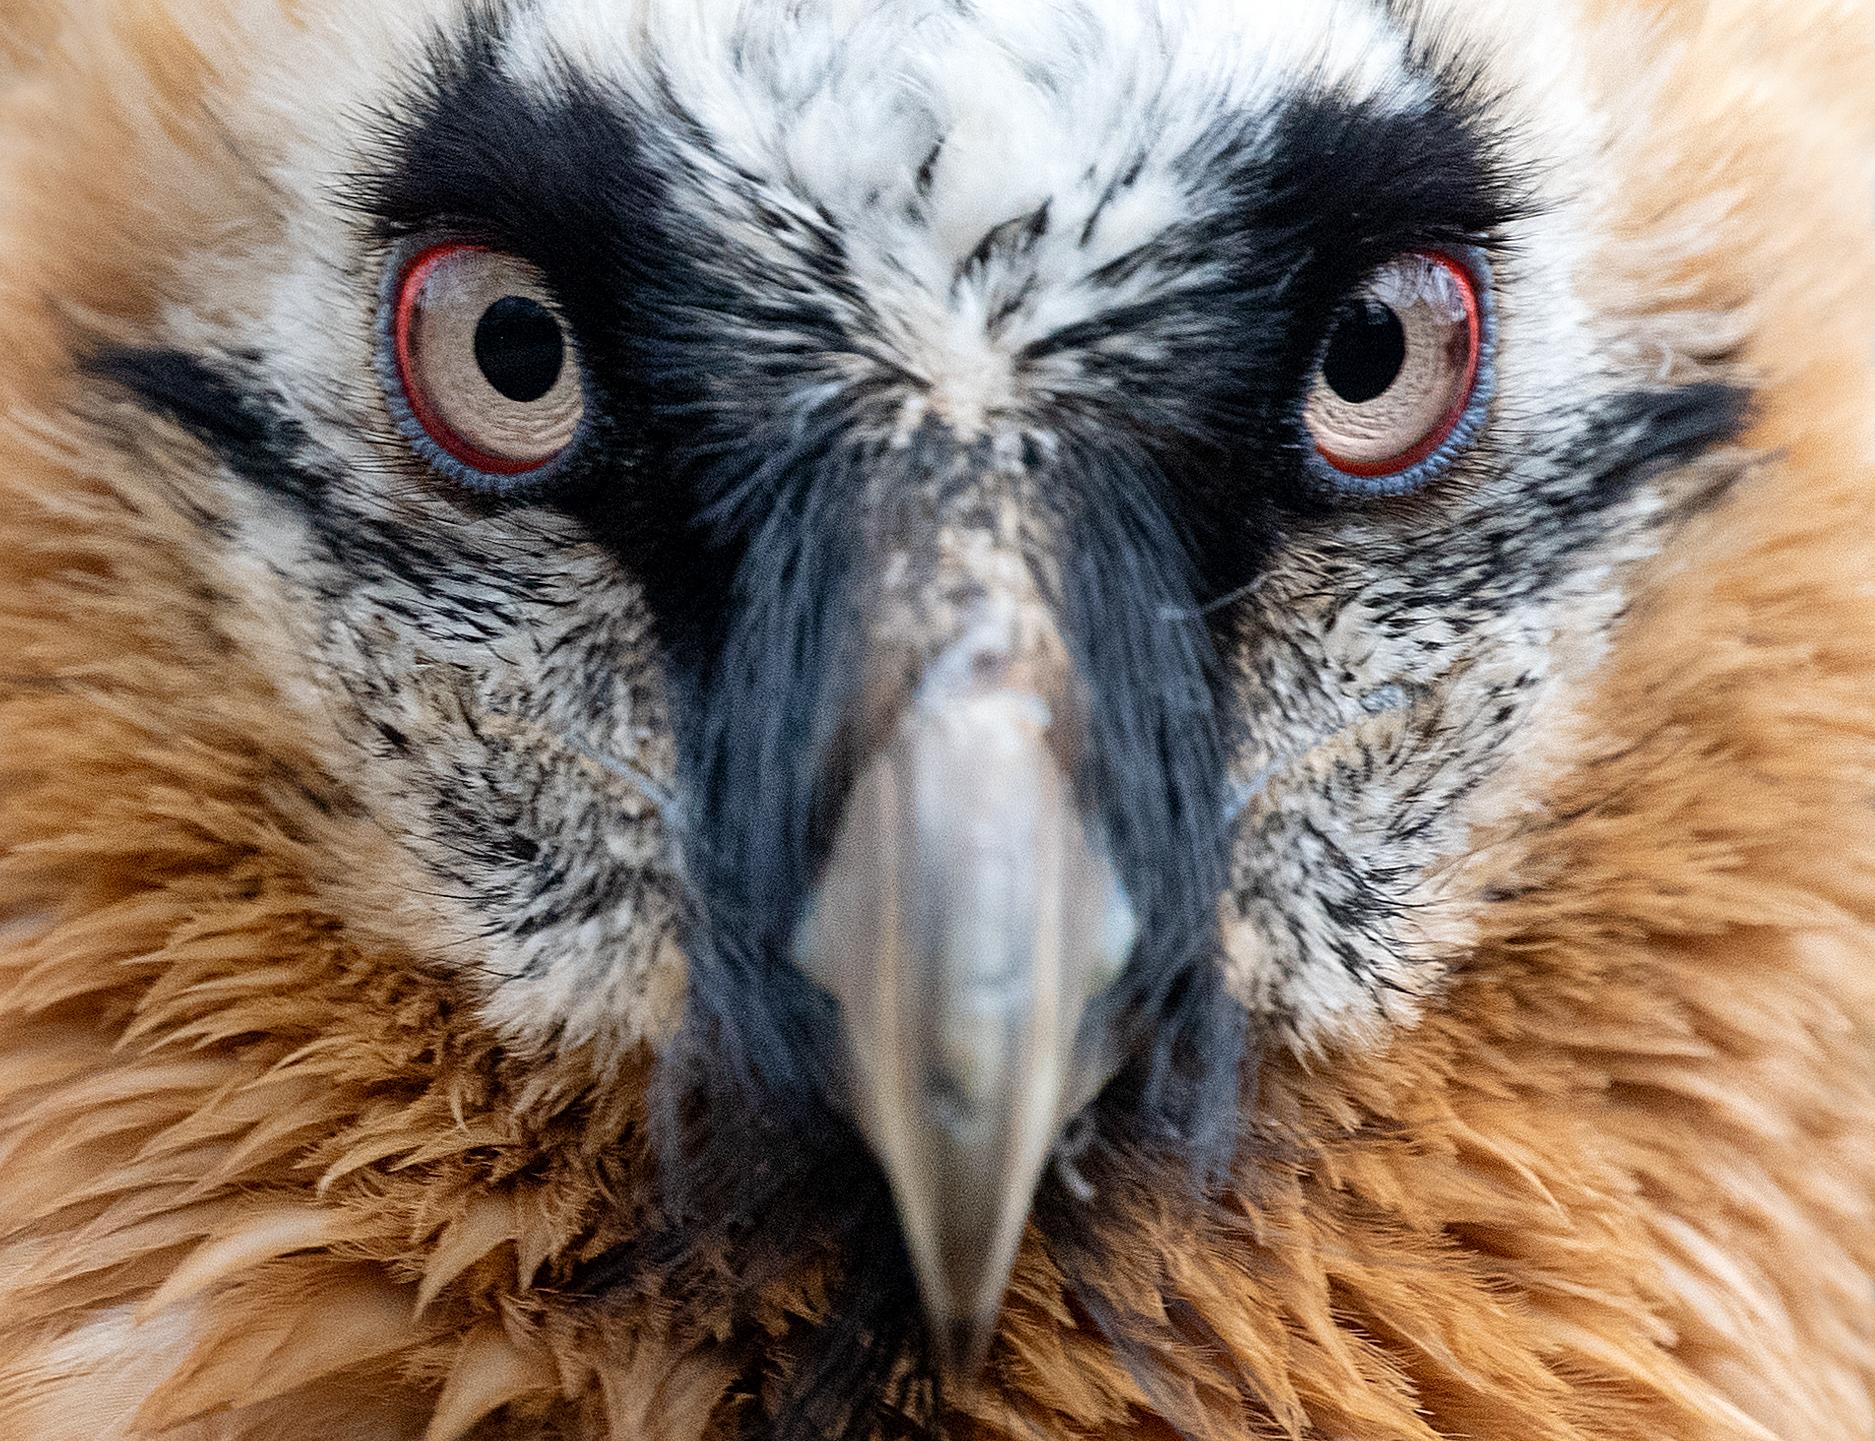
2,1,1872,1439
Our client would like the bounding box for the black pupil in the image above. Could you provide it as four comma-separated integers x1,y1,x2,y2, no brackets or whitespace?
1322,299,1408,405
474,296,565,404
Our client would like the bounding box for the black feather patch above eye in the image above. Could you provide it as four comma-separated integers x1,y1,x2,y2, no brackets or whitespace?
1228,94,1530,278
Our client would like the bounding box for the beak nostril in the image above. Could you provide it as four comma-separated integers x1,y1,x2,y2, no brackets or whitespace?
969,646,1014,685
925,1072,978,1135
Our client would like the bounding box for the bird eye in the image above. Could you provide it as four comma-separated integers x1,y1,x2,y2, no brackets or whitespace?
1302,250,1490,492
387,243,585,484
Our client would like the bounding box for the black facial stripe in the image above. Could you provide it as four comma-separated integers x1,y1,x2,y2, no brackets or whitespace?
1512,381,1755,591
85,347,585,644
1583,382,1755,500
84,348,320,504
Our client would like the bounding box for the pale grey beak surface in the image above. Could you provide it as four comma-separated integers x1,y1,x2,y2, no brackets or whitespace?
795,637,1138,1377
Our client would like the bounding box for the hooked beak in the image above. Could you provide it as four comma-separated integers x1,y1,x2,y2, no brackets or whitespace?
795,618,1137,1377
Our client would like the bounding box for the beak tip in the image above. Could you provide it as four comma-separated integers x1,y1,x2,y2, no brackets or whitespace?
932,1310,999,1384
903,1198,1020,1386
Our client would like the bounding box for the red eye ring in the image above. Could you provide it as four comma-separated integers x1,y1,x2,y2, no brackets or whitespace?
1311,249,1487,483
391,242,582,478
395,244,530,476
